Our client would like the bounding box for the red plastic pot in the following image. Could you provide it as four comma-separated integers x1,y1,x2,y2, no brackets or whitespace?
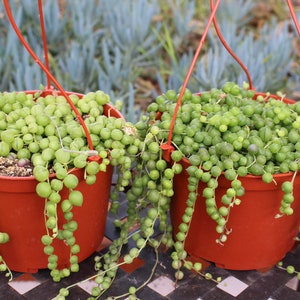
0,168,112,273
171,162,300,270
0,90,123,273
170,93,300,270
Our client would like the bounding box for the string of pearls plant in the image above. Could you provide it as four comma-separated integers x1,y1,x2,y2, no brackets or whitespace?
2,82,300,299
0,88,137,283
57,81,300,299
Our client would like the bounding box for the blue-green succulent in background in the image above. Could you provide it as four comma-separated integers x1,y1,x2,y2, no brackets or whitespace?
158,0,296,96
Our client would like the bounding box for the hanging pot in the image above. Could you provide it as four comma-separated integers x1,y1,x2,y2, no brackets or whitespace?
170,92,300,270
0,90,123,273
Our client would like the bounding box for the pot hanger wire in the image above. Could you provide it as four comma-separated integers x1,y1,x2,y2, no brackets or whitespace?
37,0,51,90
209,0,253,90
161,0,300,162
3,0,96,155
287,0,300,37
161,0,221,161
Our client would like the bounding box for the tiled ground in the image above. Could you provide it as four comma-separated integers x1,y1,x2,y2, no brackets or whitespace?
1,191,300,300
